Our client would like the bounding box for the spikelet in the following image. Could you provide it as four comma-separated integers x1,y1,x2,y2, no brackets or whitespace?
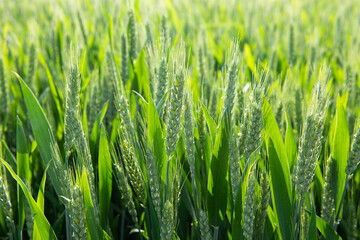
64,65,97,213
289,24,294,66
0,59,8,118
223,59,238,118
198,47,206,83
245,86,262,159
184,97,196,183
295,68,329,199
115,93,136,145
347,199,357,240
223,41,239,115
160,200,174,240
321,156,336,225
345,66,357,134
236,87,244,124
64,65,80,157
307,46,316,83
199,210,212,240
145,147,161,220
121,34,129,86
105,51,118,122
230,135,241,204
69,182,87,240
238,104,249,156
155,57,168,106
160,15,169,56
243,165,256,240
295,89,302,132
119,133,146,204
51,142,71,200
145,23,153,47
198,108,207,158
346,123,360,177
253,170,270,240
113,161,138,226
128,10,137,61
26,44,36,87
0,166,15,236
166,69,185,157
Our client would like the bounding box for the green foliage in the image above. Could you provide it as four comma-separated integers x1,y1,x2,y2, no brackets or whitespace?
1,0,360,239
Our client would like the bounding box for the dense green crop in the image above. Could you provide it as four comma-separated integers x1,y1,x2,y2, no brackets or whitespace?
0,0,359,239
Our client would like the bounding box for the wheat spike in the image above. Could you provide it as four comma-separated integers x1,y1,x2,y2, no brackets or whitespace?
199,210,212,240
160,200,174,240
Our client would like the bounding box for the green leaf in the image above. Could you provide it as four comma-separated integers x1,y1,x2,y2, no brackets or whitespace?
81,170,100,240
16,117,29,233
308,204,318,240
244,44,256,75
207,118,229,226
332,95,349,216
164,0,182,33
2,140,17,170
134,50,150,100
33,164,49,239
200,101,217,145
89,101,108,161
0,159,58,240
15,72,64,197
98,125,112,230
263,98,292,195
37,52,64,128
266,138,292,240
147,95,167,182
316,216,342,240
263,99,292,240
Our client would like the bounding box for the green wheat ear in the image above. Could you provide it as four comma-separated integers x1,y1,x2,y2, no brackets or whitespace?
295,67,329,199
160,200,174,240
128,10,137,61
253,170,270,240
69,181,87,240
243,165,256,240
245,84,263,160
64,64,97,215
184,96,197,207
289,24,295,66
321,155,336,225
166,68,185,157
113,152,139,227
155,57,168,106
145,147,161,220
230,134,240,205
346,122,360,177
121,33,129,86
199,210,212,240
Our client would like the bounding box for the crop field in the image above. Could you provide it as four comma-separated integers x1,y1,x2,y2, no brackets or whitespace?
0,0,359,239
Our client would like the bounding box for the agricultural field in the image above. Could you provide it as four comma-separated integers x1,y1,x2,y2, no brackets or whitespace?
0,0,359,239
